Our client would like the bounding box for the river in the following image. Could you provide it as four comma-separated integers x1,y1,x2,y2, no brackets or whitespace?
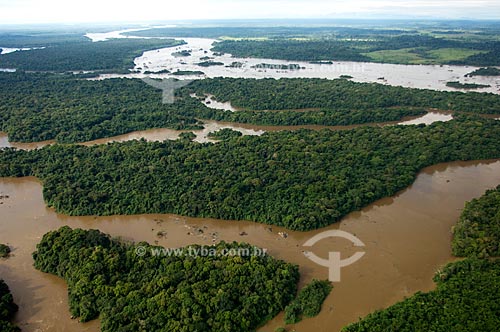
1,160,500,331
0,27,498,332
82,30,500,95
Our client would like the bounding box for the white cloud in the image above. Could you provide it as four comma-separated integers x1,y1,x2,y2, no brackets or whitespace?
0,0,498,24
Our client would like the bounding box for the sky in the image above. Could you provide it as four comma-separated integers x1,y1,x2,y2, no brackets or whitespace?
0,0,499,24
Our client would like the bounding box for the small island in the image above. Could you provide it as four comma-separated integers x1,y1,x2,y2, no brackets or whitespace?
446,81,491,89
226,61,244,68
251,63,305,70
197,61,225,67
339,75,353,79
172,70,205,76
171,50,191,57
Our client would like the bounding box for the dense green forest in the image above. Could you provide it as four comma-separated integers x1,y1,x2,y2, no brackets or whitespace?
342,258,500,332
284,280,332,324
452,185,500,258
1,117,500,231
0,72,202,143
0,38,184,72
207,128,243,141
3,72,500,144
212,38,500,66
33,226,300,332
186,78,500,114
0,280,20,332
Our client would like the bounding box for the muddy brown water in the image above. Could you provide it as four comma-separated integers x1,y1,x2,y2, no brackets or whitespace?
1,159,500,332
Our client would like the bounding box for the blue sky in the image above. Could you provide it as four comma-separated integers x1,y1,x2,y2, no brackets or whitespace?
0,0,499,24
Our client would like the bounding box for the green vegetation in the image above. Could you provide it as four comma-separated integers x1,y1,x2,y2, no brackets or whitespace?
2,116,500,231
251,63,304,70
171,70,205,76
446,81,491,89
0,244,10,258
0,72,202,143
171,50,191,57
310,61,333,64
213,40,371,62
186,78,500,114
33,226,299,332
226,62,243,68
339,75,353,79
452,185,500,258
364,47,485,65
284,280,332,324
0,280,20,332
342,258,500,332
207,128,243,141
197,61,224,67
212,37,500,66
466,67,500,77
0,39,185,72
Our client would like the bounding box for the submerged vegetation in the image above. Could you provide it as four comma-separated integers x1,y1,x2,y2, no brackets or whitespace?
33,226,299,332
0,244,10,258
1,116,500,231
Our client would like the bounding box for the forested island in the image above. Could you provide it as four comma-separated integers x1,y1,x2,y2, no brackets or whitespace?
1,116,500,231
343,186,500,332
0,38,185,72
284,279,332,324
0,280,19,332
33,226,300,332
446,81,491,89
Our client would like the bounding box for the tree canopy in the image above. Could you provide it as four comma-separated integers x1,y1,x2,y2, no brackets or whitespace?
33,226,299,332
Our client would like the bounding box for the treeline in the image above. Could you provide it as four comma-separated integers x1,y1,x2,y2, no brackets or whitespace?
0,280,20,332
212,38,500,66
33,226,300,332
452,185,500,258
0,72,202,143
212,40,371,62
2,116,500,231
186,77,500,114
0,38,184,72
284,280,332,324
